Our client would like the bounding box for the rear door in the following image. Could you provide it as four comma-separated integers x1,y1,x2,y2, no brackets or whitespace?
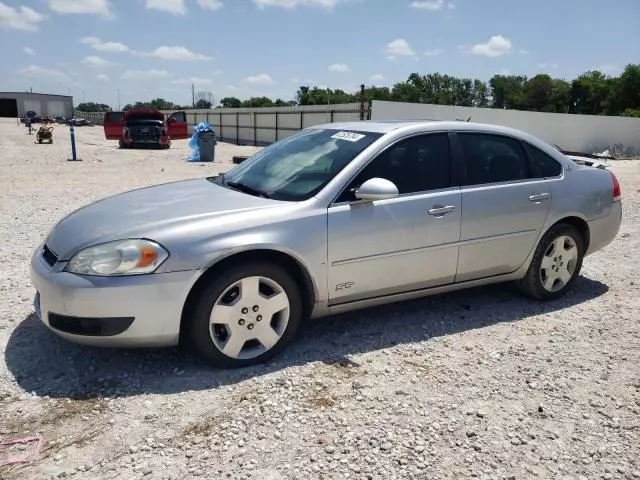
454,132,559,283
167,111,189,139
103,111,125,139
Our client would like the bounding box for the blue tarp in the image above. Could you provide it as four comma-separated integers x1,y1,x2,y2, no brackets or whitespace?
187,121,215,162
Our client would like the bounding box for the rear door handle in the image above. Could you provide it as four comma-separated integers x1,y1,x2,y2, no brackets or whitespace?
529,193,550,203
428,205,456,216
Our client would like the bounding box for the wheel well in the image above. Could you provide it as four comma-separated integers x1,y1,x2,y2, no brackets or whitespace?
179,249,316,343
554,216,590,251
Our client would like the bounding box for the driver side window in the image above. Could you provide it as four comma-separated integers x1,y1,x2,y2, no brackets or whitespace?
169,112,187,123
336,133,451,203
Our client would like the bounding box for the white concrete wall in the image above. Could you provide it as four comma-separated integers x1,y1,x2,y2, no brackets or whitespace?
77,103,364,146
371,100,640,157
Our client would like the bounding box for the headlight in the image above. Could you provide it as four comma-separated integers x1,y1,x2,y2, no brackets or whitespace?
65,239,169,276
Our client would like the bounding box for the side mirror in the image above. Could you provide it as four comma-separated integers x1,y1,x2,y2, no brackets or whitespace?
354,178,399,201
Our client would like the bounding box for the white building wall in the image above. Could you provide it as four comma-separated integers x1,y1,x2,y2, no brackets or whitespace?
371,100,640,156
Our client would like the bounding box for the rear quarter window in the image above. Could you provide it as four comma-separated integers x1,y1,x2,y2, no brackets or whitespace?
524,142,562,178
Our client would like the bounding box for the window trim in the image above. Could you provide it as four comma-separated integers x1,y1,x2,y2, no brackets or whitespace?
454,131,539,188
520,140,564,180
329,130,457,207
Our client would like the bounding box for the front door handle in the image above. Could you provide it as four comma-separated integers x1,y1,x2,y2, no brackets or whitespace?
529,193,550,203
428,204,456,216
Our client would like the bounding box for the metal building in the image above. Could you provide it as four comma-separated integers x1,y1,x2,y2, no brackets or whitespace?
0,92,74,118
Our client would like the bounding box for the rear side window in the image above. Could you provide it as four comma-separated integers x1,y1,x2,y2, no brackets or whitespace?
458,133,531,185
523,142,562,178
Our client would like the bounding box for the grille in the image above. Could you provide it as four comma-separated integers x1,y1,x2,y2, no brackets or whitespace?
130,126,161,142
42,244,58,267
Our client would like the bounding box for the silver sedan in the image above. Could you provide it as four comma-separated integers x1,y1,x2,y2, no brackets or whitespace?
30,121,623,367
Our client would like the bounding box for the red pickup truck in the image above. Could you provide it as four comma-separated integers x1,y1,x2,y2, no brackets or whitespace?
103,109,190,149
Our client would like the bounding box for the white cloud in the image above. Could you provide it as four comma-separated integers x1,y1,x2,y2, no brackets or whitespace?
120,69,170,80
225,85,239,91
134,45,212,61
424,48,443,56
518,48,530,55
447,2,455,8
81,55,115,68
385,38,416,60
369,74,384,82
18,64,70,82
245,73,275,85
470,35,512,57
96,73,109,81
409,0,444,11
252,0,344,9
329,63,350,73
291,77,300,84
170,77,214,85
23,46,36,55
536,62,558,70
46,0,112,17
0,3,44,31
198,0,223,10
145,0,186,15
80,36,128,52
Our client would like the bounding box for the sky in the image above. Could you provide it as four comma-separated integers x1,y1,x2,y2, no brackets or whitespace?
0,0,638,108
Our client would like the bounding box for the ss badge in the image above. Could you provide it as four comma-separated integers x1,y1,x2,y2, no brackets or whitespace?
335,282,354,291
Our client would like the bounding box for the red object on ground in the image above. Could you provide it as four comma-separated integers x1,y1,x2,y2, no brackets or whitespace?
0,436,44,467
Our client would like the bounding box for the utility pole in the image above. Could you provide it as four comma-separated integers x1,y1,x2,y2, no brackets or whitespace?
192,84,195,108
117,88,121,110
359,84,365,120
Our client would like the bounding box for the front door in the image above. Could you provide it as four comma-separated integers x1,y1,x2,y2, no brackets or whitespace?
103,111,124,140
167,111,189,139
454,132,559,282
327,132,462,305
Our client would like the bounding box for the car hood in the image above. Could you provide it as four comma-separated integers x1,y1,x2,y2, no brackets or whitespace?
45,178,286,260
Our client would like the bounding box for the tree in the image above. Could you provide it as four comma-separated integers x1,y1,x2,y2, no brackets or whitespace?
110,64,640,117
76,102,111,112
195,98,212,109
489,75,527,109
220,97,242,108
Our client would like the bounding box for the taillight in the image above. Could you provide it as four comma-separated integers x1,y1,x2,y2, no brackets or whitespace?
611,171,621,202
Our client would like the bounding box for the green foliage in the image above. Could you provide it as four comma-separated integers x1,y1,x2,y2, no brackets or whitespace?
114,64,640,117
76,102,112,112
195,98,212,109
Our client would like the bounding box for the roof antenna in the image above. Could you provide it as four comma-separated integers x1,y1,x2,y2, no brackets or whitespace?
466,116,471,122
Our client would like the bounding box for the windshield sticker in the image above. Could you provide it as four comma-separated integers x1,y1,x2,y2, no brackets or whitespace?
331,131,366,142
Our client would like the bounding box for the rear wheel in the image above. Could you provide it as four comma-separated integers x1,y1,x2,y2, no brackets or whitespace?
517,223,584,300
186,262,303,368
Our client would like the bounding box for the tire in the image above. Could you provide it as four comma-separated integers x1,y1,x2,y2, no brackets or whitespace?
516,223,585,300
186,262,303,368
118,139,125,149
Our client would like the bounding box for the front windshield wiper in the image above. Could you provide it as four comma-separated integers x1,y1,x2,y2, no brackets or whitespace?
225,181,271,199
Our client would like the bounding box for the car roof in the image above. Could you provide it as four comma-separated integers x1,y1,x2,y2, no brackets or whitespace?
312,120,532,138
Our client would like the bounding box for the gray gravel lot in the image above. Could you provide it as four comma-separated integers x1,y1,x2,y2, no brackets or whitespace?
0,119,639,480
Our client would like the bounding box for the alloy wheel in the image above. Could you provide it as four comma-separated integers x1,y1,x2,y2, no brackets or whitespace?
209,276,290,359
540,235,579,292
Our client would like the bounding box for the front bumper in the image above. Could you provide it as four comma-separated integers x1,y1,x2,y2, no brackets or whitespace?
30,248,201,347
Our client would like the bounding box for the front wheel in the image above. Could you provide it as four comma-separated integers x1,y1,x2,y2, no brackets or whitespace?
517,223,585,300
186,262,303,368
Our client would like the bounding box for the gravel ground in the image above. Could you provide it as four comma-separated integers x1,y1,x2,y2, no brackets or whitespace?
0,118,639,480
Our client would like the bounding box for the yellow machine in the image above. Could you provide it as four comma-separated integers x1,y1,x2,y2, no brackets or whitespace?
36,125,54,144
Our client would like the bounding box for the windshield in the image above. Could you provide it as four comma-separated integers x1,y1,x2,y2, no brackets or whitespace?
219,128,382,201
